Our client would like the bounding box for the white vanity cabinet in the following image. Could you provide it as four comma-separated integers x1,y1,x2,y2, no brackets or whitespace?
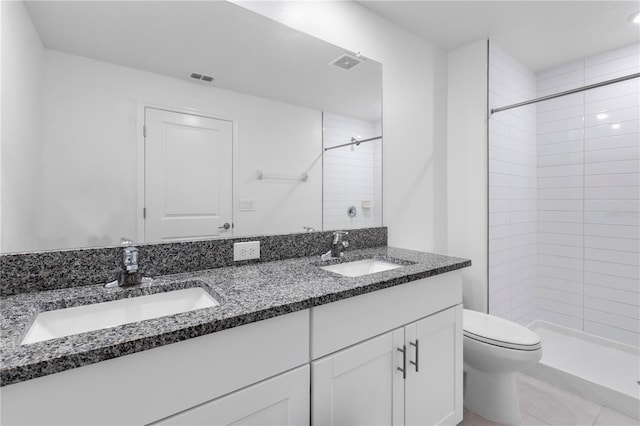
310,272,463,426
156,365,309,426
1,310,310,426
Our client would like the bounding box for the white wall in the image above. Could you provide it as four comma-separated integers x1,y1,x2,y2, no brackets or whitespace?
446,40,489,312
38,49,322,250
536,43,639,346
323,112,382,231
488,42,538,326
0,1,44,253
237,1,449,252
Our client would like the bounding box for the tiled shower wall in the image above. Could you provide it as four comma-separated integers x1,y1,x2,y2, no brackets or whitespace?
323,112,382,231
536,43,639,346
489,41,639,346
488,42,538,325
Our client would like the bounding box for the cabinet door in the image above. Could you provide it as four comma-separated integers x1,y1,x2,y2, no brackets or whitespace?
312,329,405,426
405,305,463,426
159,365,309,426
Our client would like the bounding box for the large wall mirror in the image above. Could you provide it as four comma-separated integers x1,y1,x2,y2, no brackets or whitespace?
1,1,382,253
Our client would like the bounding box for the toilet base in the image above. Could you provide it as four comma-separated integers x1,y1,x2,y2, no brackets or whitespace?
464,364,521,424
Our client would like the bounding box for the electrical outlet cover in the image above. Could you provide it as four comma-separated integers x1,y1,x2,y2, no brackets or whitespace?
233,241,260,261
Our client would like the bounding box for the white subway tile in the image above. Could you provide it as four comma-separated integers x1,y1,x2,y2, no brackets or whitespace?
585,147,640,164
538,309,584,329
539,243,583,258
537,152,583,167
585,43,640,67
538,232,583,246
539,254,584,271
584,235,640,252
538,210,583,223
584,271,639,293
537,139,584,156
539,265,583,283
510,210,537,224
585,159,639,175
585,120,640,140
489,261,510,280
538,187,583,200
538,287,583,306
538,276,583,294
584,78,640,103
584,210,640,226
537,164,583,178
584,199,640,215
584,284,639,306
584,224,640,239
584,308,640,332
538,175,583,189
584,186,639,200
538,298,583,318
511,221,537,235
584,247,640,266
538,221,583,235
585,93,640,115
490,185,510,200
584,106,640,127
583,321,639,347
584,259,639,280
584,173,640,187
538,199,583,211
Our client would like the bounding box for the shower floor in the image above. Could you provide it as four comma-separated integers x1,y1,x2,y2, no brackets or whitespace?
526,321,639,420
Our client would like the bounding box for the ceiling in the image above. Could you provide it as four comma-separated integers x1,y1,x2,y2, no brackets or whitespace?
25,1,382,121
359,1,640,72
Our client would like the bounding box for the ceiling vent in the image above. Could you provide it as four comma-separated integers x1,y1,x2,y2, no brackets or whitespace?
189,72,215,83
330,53,363,71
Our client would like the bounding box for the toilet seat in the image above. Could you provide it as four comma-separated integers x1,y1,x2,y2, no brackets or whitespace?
463,309,541,351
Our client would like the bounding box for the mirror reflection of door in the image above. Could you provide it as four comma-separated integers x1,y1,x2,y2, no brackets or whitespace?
144,108,233,242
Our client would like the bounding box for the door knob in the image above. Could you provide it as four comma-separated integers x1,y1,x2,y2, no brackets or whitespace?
219,222,231,230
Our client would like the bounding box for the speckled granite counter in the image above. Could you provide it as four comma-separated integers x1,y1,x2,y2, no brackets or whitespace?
0,247,470,386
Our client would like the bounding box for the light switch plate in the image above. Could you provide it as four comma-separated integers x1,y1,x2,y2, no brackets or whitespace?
234,241,260,261
239,199,255,212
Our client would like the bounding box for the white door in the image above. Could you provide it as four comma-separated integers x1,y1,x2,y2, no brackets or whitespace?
405,305,463,426
144,108,232,242
312,329,405,426
157,366,309,426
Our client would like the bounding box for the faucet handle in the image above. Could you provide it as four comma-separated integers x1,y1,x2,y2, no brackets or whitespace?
120,237,135,247
332,230,349,244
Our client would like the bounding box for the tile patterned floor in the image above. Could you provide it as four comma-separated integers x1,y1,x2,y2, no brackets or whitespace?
460,373,639,426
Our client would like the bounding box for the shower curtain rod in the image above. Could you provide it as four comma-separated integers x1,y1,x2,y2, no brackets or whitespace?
490,72,640,115
324,135,382,152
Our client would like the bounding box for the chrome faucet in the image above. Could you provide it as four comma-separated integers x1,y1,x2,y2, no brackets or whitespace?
104,238,149,288
321,231,350,260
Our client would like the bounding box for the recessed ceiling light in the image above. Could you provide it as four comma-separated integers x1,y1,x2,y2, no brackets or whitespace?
629,11,640,24
611,123,621,130
596,113,609,120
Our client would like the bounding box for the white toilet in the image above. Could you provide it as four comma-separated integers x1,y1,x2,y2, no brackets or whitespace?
463,309,542,424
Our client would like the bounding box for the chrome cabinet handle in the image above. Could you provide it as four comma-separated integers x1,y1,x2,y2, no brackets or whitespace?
397,345,407,379
410,340,419,372
218,223,231,230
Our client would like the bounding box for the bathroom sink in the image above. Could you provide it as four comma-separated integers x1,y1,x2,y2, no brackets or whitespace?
319,258,404,277
21,287,219,345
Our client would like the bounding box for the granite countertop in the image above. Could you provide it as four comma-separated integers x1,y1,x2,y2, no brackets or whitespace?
0,247,470,386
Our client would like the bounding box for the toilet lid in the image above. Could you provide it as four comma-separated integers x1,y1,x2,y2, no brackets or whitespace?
463,309,541,351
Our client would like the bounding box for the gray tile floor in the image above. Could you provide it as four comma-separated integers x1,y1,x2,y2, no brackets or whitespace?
460,373,639,426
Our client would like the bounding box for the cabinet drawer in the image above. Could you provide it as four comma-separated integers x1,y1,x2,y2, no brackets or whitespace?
311,272,461,359
157,365,310,426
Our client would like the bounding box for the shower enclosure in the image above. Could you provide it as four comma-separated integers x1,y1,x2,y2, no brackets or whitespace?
488,41,639,418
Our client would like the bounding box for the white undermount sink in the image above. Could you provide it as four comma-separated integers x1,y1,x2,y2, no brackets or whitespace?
21,287,219,345
319,258,404,277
